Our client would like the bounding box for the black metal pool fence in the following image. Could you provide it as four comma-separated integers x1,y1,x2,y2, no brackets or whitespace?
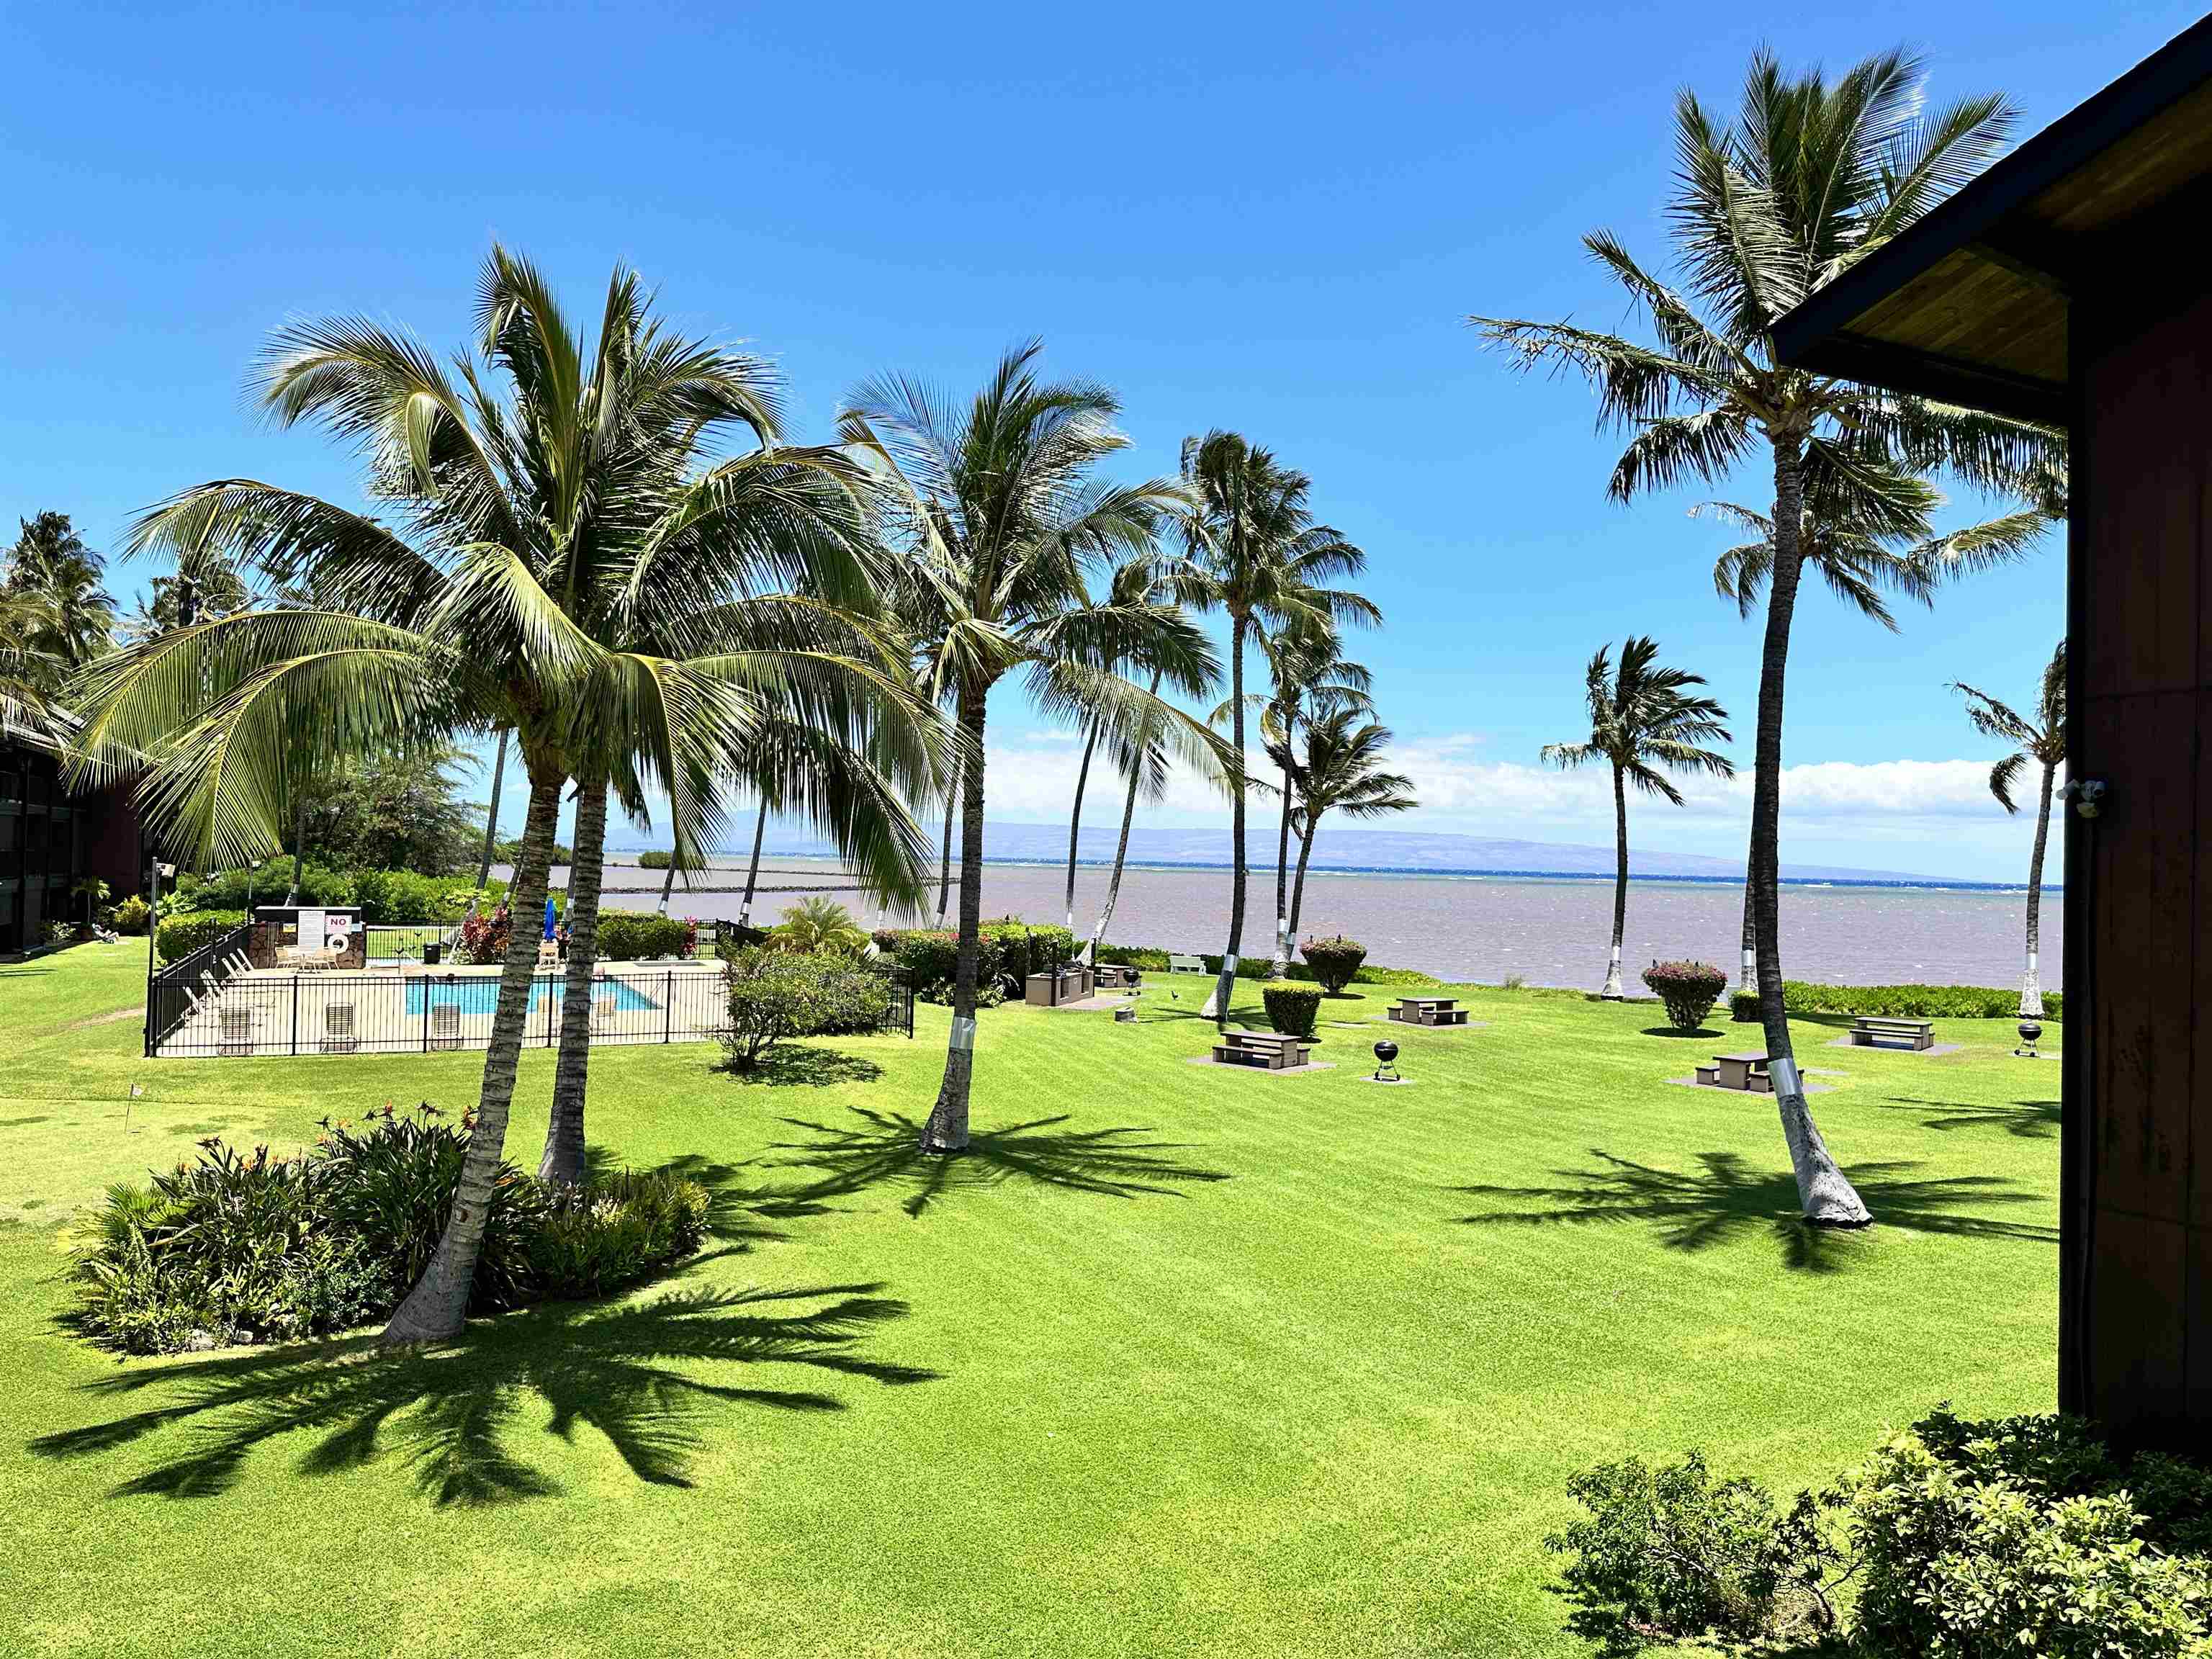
148,924,914,1057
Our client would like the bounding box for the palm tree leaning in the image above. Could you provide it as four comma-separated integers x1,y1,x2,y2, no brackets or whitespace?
1244,628,1373,976
1953,640,2066,1017
1178,433,1377,1025
1540,637,1734,998
1473,48,2062,1225
842,342,1228,1154
1283,709,1416,942
74,249,940,1343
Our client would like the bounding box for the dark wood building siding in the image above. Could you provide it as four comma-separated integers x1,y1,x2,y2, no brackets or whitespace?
0,734,143,956
2066,281,2212,1444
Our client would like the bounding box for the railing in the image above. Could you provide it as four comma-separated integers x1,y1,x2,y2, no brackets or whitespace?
150,958,914,1057
145,920,257,1057
362,922,461,963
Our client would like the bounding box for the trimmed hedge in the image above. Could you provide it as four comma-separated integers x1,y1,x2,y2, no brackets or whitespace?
1095,942,1436,988
594,909,693,961
636,849,672,869
1262,984,1322,1038
1736,981,2062,1022
1300,936,1368,994
167,861,503,925
156,909,249,964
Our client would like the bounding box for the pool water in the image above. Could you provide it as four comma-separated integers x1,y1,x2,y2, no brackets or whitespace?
403,978,660,1017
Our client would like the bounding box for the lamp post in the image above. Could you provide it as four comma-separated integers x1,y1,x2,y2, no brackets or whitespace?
143,858,175,1054
246,857,265,920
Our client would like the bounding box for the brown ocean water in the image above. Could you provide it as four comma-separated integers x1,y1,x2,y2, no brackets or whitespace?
529,856,2054,994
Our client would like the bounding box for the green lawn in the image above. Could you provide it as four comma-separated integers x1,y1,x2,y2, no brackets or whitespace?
0,943,2059,1658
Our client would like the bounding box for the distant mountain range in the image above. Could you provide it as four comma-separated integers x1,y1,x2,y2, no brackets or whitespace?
617,822,1980,889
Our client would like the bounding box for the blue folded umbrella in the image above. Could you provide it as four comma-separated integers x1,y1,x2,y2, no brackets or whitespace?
544,896,558,940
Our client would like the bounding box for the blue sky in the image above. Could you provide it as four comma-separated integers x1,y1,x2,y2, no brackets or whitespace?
5,1,2194,879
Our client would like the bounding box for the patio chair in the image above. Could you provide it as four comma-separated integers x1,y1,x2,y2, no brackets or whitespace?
218,1004,255,1056
321,1000,359,1054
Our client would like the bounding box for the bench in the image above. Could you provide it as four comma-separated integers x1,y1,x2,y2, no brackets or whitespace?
1695,1051,1773,1092
1849,1016,1936,1051
1388,996,1469,1028
1167,953,1208,976
1210,1028,1315,1070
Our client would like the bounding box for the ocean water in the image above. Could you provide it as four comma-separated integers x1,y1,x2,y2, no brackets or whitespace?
529,855,2056,994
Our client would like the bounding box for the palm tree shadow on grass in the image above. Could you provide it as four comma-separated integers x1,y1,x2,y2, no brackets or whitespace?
1879,1096,2060,1140
29,1283,938,1505
1451,1150,2055,1273
764,1106,1233,1217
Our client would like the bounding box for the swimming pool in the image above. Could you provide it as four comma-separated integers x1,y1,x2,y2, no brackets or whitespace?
403,978,661,1017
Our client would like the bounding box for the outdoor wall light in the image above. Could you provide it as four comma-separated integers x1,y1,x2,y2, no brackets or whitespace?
2067,778,2108,820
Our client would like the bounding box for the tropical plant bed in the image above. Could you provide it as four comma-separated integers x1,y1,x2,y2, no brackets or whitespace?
3,943,2059,1659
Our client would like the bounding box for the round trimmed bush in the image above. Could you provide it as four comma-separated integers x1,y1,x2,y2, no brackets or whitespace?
1262,984,1322,1038
1642,960,1727,1031
1300,935,1369,994
1730,987,1761,1022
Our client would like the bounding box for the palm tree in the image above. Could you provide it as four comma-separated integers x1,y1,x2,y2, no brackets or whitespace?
4,513,115,671
842,341,1227,1154
71,249,941,1343
1244,629,1373,977
1284,709,1416,942
1541,637,1735,998
1472,48,2062,1225
770,895,869,956
1,590,66,736
1177,433,1377,1024
1058,553,1186,937
1953,640,2066,1018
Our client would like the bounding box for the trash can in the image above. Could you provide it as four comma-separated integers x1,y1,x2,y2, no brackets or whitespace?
423,942,442,966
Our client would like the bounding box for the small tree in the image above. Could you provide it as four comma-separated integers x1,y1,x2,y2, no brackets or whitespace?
722,949,890,1072
1300,935,1368,994
1643,960,1729,1031
1261,984,1322,1038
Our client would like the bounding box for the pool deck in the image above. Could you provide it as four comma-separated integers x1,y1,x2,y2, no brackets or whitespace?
154,960,728,1058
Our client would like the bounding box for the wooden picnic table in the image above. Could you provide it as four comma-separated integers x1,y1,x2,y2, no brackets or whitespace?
1388,995,1469,1028
1211,1028,1315,1070
1848,1015,1936,1051
1696,1051,1772,1092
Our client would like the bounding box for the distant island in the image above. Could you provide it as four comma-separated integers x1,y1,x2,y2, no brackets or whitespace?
607,822,2041,893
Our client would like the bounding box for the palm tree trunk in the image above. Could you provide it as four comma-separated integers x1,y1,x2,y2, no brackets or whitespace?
1603,763,1628,998
935,756,958,928
540,778,607,1186
737,794,769,928
1205,614,1249,1025
1269,747,1295,979
1757,441,1869,1226
284,792,307,904
656,851,678,915
383,752,565,1344
922,682,988,1153
1064,720,1100,933
1087,670,1160,964
475,729,508,896
2022,760,2054,1018
1738,881,1758,1002
1289,811,1317,941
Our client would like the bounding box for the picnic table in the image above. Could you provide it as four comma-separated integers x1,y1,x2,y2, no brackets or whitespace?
1695,1051,1773,1092
1094,962,1141,990
1388,995,1470,1028
1211,1028,1315,1070
1848,1015,1936,1051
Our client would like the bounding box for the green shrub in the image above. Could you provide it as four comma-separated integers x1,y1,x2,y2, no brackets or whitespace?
1727,982,2062,1022
1642,961,1727,1030
1300,936,1368,994
351,867,501,924
595,909,692,961
67,1107,708,1355
1730,986,1760,1022
723,948,893,1071
108,894,151,935
883,921,1076,1001
155,909,249,964
636,849,672,869
166,862,499,925
1547,1450,1797,1656
526,1169,711,1298
1546,1411,2212,1659
1842,1409,2212,1658
1261,984,1322,1038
